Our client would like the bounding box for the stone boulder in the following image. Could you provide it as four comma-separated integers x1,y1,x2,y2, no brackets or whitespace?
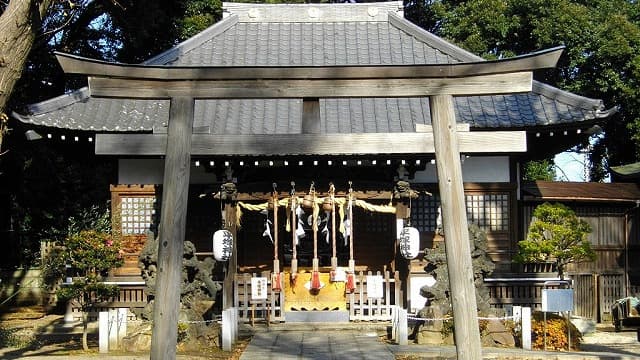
481,320,515,347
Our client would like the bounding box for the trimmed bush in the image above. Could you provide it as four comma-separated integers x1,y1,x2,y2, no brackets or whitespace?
531,311,581,350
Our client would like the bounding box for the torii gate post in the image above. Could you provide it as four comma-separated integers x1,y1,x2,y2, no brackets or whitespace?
151,96,194,357
55,47,562,360
430,94,478,356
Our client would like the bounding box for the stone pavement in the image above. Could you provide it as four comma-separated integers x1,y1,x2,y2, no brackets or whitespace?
240,329,394,360
239,326,640,360
0,323,638,359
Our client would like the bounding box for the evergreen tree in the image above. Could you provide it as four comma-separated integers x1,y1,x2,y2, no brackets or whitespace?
404,0,640,180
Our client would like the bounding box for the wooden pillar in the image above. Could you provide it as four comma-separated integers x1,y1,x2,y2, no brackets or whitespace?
430,94,482,359
223,203,238,309
150,96,195,360
395,202,409,298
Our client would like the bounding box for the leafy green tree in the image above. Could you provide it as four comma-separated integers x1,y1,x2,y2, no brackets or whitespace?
515,202,595,279
523,159,556,181
404,0,640,180
48,230,122,350
55,230,123,351
41,205,121,351
2,0,221,269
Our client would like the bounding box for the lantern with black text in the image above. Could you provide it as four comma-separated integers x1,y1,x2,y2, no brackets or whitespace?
399,226,420,259
213,229,233,261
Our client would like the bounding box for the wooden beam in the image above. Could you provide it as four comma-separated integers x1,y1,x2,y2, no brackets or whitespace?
221,190,404,201
95,131,526,155
430,94,481,359
87,72,532,98
415,123,470,132
150,97,194,360
302,98,321,133
55,47,563,80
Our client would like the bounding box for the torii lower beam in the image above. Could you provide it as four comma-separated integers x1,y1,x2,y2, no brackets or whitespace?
55,47,563,360
94,132,527,156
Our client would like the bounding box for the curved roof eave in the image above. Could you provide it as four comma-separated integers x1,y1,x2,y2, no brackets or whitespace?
12,2,616,132
388,12,612,117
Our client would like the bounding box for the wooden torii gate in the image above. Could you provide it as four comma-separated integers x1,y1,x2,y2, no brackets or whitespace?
56,47,563,360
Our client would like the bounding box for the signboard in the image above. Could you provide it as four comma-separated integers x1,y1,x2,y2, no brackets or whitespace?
366,275,384,299
251,277,268,300
542,289,574,312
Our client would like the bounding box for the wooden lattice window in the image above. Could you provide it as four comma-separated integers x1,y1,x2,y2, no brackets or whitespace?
465,193,509,232
120,196,156,235
110,185,157,276
411,193,440,232
411,191,510,233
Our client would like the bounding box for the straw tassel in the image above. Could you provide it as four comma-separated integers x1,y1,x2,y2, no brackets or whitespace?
271,271,282,292
311,258,321,290
309,182,322,291
346,182,356,294
346,272,356,293
290,182,298,286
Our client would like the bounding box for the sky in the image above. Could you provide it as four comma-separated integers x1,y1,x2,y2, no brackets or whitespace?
553,133,610,183
554,151,611,182
554,152,588,182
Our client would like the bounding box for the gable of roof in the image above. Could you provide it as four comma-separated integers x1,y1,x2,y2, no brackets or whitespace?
522,181,640,203
610,162,640,181
13,1,615,135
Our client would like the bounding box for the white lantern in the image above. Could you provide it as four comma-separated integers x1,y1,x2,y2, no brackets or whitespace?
213,229,233,261
399,226,420,259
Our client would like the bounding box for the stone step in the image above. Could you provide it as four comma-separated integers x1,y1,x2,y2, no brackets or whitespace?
284,310,350,323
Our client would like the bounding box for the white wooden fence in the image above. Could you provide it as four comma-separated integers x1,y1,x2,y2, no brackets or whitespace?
234,270,402,323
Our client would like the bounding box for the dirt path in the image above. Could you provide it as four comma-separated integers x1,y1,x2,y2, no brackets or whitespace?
2,306,639,359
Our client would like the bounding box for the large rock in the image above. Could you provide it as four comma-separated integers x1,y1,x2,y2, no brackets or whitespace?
121,323,153,352
414,304,453,345
571,316,596,335
481,320,515,347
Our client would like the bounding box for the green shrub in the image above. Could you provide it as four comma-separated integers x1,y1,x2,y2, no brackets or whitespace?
515,202,595,279
0,326,39,349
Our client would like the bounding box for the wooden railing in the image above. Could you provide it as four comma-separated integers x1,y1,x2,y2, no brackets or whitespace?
234,272,285,323
486,273,627,323
69,284,147,321
348,270,401,321
234,270,401,323
486,279,548,310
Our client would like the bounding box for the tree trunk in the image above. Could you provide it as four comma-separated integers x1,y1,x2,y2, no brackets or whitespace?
0,0,52,148
82,310,89,351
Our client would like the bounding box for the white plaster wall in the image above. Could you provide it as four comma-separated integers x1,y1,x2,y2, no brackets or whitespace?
412,156,510,183
118,159,217,184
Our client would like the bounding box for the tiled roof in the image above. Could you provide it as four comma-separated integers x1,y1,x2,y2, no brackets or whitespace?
13,1,614,134
521,181,640,203
610,162,640,180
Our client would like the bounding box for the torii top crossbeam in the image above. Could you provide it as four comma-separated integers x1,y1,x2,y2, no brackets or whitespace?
53,47,562,360
54,47,562,157
56,47,562,98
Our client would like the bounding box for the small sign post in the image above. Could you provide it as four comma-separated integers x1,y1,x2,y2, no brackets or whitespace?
366,275,384,299
542,280,573,351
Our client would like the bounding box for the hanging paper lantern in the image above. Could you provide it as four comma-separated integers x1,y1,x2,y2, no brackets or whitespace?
213,229,233,261
399,227,420,259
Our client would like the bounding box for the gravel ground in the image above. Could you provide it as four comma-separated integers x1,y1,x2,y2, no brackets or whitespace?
2,307,640,359
580,327,640,357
